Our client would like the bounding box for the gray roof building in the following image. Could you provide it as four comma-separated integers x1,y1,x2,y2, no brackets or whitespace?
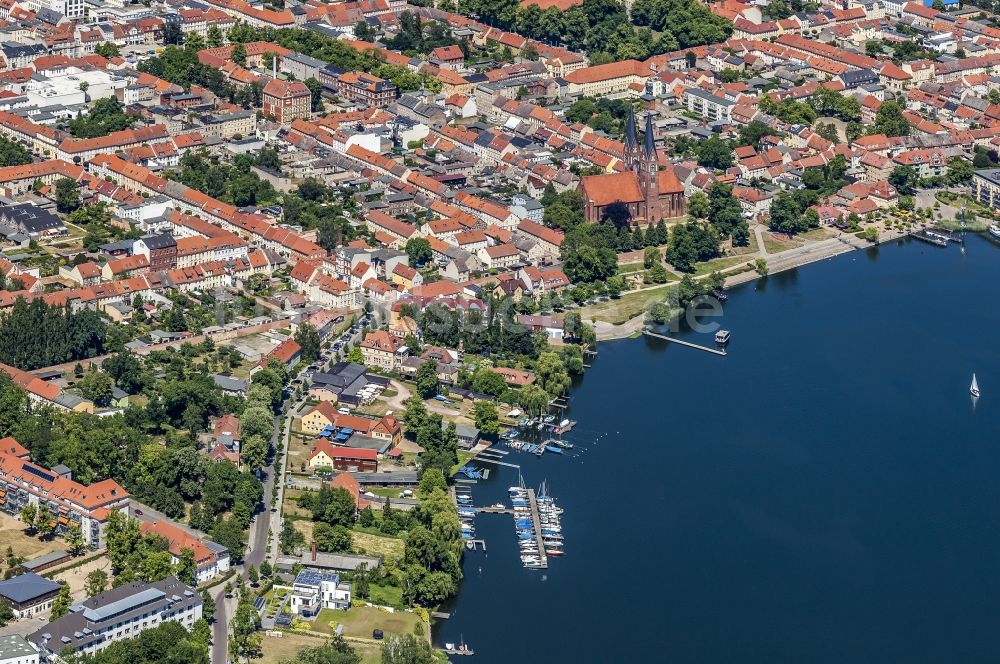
28,577,201,659
0,573,61,609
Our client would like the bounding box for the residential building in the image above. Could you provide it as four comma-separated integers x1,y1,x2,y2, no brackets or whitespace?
262,79,312,124
28,577,201,660
335,72,397,108
287,570,351,617
359,330,408,371
307,440,378,472
132,234,177,271
138,519,230,584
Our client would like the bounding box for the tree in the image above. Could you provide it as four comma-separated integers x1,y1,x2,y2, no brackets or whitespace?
472,401,500,435
50,583,72,619
695,136,734,170
381,634,436,664
313,487,357,528
314,523,353,552
65,522,84,555
947,157,973,185
535,352,570,398
284,637,360,664
642,246,660,269
240,435,269,473
231,43,247,66
405,237,432,267
402,394,428,434
872,100,910,137
230,592,262,662
280,519,306,555
20,503,36,534
414,360,439,399
85,569,108,597
0,599,11,626
889,165,919,195
471,367,508,398
94,42,120,58
212,517,248,562
687,191,709,219
295,323,322,364
78,365,114,407
55,178,81,213
248,564,259,585
202,589,216,622
176,547,197,586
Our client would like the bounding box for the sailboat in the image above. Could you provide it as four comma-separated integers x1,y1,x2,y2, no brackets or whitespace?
971,373,980,398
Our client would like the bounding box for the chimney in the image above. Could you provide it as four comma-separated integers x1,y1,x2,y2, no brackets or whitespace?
311,540,317,561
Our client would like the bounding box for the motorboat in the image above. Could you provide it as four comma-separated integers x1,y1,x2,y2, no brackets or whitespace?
972,373,981,397
990,224,1000,239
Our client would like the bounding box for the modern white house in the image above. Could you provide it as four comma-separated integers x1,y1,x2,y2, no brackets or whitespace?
287,570,352,617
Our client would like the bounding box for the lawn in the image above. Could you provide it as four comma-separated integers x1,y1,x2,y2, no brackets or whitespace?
797,227,834,241
617,262,645,274
732,230,759,255
693,255,749,276
281,489,313,519
351,529,405,562
366,582,404,608
312,606,423,641
760,232,802,254
260,630,381,664
0,513,66,560
578,284,672,324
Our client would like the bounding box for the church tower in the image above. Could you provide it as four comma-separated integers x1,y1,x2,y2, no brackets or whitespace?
623,106,640,173
637,113,658,215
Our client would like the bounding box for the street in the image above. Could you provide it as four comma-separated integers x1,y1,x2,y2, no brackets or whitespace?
210,321,367,663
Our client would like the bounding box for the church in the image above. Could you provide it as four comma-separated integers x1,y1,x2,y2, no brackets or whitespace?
578,109,686,224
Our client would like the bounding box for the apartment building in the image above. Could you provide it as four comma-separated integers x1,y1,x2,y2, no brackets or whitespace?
28,577,201,660
359,330,408,372
0,442,128,548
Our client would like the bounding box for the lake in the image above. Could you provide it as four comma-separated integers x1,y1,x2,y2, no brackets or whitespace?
435,234,1000,663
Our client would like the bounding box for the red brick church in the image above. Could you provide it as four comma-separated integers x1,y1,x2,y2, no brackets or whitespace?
578,109,686,224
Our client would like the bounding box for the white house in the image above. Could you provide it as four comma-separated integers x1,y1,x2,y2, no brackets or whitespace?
287,570,351,617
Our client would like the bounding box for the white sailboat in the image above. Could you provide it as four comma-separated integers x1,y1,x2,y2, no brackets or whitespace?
971,373,980,398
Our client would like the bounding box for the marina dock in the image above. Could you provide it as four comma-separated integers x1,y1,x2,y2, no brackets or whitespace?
525,489,548,569
642,330,727,356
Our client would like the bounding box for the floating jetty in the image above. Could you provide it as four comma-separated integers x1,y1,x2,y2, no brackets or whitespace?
910,229,948,247
642,330,727,356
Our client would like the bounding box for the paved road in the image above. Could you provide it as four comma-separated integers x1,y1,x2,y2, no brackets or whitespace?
210,386,306,663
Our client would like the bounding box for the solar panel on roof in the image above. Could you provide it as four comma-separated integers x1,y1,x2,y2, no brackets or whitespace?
22,464,54,483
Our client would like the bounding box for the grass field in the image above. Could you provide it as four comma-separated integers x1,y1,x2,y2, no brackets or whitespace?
312,606,423,641
0,513,66,560
351,529,405,562
260,630,382,664
732,231,760,255
761,233,802,254
693,255,749,276
578,284,671,324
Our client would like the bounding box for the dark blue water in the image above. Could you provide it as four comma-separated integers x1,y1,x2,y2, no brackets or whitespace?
436,235,1000,663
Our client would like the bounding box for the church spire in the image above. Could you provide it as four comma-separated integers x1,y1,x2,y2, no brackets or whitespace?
643,113,656,158
625,106,638,153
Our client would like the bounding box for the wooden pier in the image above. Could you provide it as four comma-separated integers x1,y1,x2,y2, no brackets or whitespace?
525,488,548,569
642,330,727,356
476,457,521,469
475,506,513,514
